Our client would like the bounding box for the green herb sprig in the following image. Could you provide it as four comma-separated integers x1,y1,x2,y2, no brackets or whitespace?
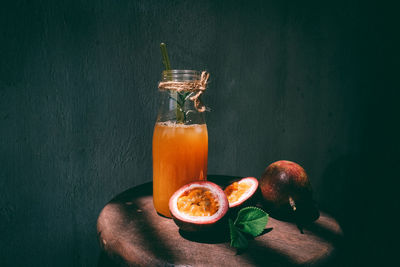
168,91,191,123
229,207,269,250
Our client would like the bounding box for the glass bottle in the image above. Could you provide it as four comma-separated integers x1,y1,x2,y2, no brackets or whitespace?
152,70,209,217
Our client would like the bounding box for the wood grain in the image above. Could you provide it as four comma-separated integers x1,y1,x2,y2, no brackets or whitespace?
97,176,343,267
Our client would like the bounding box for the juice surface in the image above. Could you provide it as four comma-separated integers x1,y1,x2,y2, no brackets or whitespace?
152,121,208,217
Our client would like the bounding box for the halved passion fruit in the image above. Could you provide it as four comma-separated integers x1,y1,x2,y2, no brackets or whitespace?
169,181,229,232
224,177,259,208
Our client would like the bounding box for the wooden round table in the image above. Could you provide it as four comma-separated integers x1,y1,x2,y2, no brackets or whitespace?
97,175,343,266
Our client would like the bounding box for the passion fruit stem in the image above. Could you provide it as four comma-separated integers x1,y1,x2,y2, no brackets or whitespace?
289,196,297,211
289,196,305,234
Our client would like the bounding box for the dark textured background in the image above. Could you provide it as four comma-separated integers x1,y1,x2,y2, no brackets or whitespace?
1,0,398,266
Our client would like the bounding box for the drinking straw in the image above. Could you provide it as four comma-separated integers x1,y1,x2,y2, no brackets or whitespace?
160,42,184,122
160,43,171,70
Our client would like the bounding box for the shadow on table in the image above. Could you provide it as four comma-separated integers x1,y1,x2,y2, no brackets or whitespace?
97,182,178,266
179,228,229,244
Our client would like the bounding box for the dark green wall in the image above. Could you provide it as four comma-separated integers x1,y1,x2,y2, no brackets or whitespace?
1,0,397,266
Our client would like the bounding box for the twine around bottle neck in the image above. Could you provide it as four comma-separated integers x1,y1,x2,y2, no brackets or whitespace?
158,71,210,112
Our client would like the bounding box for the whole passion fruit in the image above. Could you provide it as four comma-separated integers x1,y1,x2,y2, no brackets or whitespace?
259,160,319,222
224,177,259,208
169,181,229,232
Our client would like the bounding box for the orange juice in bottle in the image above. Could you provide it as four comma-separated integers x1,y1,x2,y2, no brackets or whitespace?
153,70,210,217
153,122,208,217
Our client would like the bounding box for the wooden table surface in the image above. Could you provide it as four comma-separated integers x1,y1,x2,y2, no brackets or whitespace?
97,175,343,267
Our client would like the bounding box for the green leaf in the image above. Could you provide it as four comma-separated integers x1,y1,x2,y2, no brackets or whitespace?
229,218,248,249
234,207,269,237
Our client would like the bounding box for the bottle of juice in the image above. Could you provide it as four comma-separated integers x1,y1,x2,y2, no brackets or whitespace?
153,70,209,217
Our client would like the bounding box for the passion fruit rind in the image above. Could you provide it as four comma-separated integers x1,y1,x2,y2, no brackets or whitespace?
169,181,229,233
259,160,319,222
224,177,260,209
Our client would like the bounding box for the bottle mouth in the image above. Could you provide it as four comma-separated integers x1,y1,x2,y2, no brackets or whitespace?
161,70,201,81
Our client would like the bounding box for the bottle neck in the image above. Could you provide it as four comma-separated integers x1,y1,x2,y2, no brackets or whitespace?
157,70,206,125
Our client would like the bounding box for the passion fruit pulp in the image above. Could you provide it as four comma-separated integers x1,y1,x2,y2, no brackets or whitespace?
169,181,229,232
224,177,259,208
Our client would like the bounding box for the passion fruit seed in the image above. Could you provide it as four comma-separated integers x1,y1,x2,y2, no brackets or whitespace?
223,177,259,209
177,188,219,217
224,181,252,204
169,181,229,232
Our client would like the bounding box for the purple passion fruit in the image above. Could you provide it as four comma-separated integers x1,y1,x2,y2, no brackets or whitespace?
224,177,259,208
260,160,319,222
169,181,229,232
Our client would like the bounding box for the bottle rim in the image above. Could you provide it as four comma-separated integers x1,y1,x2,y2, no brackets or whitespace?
161,70,201,81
